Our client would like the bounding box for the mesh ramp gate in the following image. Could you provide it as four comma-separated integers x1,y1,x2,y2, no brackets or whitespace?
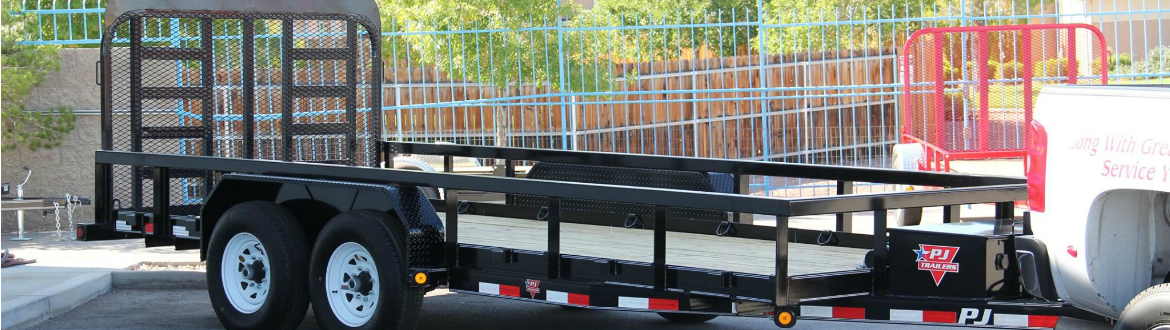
100,11,381,235
900,24,1107,172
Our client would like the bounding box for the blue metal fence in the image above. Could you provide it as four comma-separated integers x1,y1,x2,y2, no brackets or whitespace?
19,0,1170,196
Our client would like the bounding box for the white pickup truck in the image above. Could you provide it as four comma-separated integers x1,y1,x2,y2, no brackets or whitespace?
1026,85,1170,330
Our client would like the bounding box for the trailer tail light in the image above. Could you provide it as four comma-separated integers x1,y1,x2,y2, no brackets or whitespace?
1026,120,1048,212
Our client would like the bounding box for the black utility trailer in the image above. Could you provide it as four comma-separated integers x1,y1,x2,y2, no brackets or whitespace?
85,1,1108,330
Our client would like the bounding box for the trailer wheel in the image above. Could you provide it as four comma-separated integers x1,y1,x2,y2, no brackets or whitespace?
309,210,423,330
206,201,310,330
1117,283,1170,330
657,312,718,323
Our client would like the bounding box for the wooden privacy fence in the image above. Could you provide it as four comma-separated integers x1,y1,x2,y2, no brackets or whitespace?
384,48,899,161
179,48,898,162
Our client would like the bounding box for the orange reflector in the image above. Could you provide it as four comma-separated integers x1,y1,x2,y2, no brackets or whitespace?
777,311,794,325
413,272,428,285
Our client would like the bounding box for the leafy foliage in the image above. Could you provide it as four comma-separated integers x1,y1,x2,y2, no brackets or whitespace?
378,0,610,92
2,0,76,151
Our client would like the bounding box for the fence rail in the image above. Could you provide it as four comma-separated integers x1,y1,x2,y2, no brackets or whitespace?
19,0,1170,196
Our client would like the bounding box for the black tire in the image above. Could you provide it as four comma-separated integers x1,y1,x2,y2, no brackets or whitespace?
657,312,719,324
206,201,310,330
309,210,424,330
1117,283,1170,330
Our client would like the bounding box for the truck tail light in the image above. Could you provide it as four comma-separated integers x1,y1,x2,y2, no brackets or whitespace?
1026,120,1048,213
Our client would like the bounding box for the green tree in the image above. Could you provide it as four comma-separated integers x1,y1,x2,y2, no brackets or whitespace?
758,0,939,54
592,0,755,60
379,0,619,92
2,0,76,151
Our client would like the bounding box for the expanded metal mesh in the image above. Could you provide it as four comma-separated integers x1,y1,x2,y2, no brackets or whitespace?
102,12,381,213
902,25,1108,159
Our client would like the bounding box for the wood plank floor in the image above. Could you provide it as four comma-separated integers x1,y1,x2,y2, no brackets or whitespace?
438,213,866,276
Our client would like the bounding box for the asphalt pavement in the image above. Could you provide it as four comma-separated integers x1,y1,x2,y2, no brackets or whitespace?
29,288,959,330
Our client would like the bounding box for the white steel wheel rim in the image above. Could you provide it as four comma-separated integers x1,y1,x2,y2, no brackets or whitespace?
325,242,380,327
220,232,271,314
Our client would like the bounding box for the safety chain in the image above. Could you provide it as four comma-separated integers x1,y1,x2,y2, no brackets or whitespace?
52,194,79,241
53,200,63,240
65,194,77,240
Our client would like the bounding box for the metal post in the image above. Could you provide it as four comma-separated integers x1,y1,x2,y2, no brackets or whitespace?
280,19,294,161
872,209,888,294
653,205,667,291
835,181,854,232
943,205,960,223
547,197,561,279
242,18,255,159
504,159,516,205
932,33,946,154
555,0,570,150
1066,27,1078,84
151,167,171,237
756,0,771,161
733,174,753,224
977,31,991,152
446,189,459,266
774,215,790,306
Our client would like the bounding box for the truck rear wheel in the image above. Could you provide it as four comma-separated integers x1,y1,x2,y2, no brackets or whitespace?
206,201,310,330
1117,283,1170,330
657,312,718,323
309,210,424,330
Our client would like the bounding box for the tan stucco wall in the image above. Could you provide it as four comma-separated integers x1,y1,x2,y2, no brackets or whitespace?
2,49,102,233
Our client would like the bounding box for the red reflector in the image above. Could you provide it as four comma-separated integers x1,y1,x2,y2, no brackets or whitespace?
144,223,154,234
1029,315,1060,328
1066,245,1078,258
648,298,679,311
567,293,590,306
1026,120,1048,212
922,310,957,323
498,285,521,297
833,307,866,319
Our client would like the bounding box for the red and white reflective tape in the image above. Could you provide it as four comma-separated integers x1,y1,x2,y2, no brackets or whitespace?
478,282,521,297
889,309,958,323
617,296,679,311
800,306,866,319
994,313,1059,328
546,290,590,306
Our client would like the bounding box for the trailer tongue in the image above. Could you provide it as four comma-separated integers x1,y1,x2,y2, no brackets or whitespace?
83,1,1119,330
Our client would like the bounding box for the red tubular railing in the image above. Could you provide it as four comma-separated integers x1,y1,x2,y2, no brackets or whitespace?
901,24,1108,172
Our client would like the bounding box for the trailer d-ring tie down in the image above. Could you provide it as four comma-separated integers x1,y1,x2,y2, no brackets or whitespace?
816,229,838,246
457,200,474,214
623,214,642,229
536,207,549,221
715,221,737,236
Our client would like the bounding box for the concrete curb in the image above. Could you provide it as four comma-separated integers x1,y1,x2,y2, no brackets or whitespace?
0,271,111,330
111,270,206,290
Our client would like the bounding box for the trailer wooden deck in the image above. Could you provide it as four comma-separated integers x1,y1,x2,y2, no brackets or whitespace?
438,213,867,276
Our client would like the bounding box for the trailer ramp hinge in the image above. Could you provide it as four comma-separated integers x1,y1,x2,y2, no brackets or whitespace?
715,221,737,236
536,207,549,221
816,229,838,246
623,214,642,229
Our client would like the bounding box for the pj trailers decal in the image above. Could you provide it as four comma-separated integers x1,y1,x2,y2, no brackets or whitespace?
914,244,961,285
